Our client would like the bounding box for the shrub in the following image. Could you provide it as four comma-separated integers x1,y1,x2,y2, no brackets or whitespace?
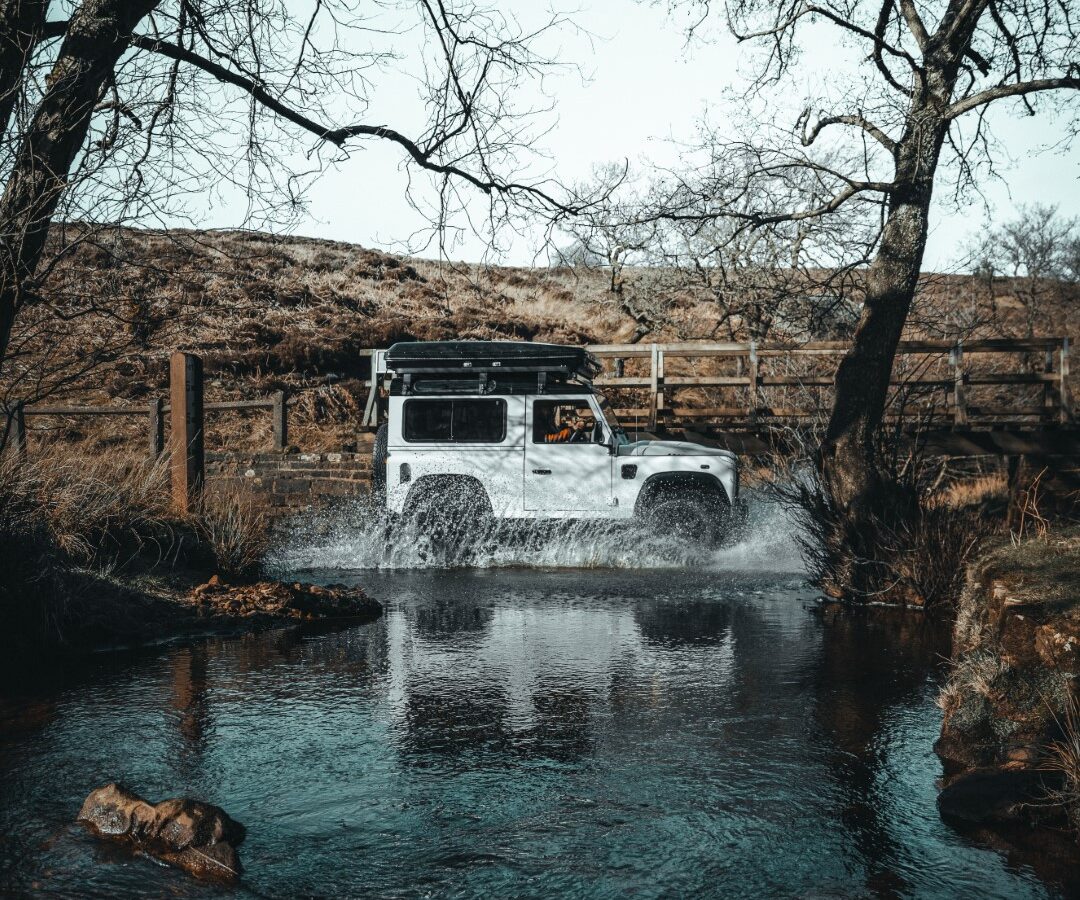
778,466,992,609
0,454,67,645
194,486,270,580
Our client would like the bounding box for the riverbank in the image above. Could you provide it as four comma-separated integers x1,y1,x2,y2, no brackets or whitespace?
45,568,382,654
0,449,380,657
936,528,1080,841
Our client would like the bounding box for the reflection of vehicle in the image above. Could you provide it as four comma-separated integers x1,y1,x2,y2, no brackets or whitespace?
372,341,746,546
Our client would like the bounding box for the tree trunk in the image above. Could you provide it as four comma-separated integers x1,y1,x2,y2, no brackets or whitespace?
0,1,48,139
820,122,945,515
0,0,160,372
818,2,991,517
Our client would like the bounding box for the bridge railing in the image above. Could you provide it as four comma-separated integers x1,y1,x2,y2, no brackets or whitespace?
584,337,1072,432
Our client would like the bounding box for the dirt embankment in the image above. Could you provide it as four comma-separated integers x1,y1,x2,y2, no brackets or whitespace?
32,570,382,655
10,226,1077,455
936,530,1080,839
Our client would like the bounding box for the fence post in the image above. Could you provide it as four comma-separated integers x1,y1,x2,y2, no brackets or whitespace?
748,341,759,426
1062,337,1073,424
272,389,288,451
169,352,204,513
648,344,661,431
148,397,164,459
10,404,27,460
614,358,624,379
950,341,967,426
1044,345,1056,421
361,348,380,428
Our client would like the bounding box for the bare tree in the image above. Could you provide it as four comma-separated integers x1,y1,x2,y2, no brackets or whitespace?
0,0,580,425
647,158,877,344
973,203,1080,337
554,171,673,342
647,1,1080,516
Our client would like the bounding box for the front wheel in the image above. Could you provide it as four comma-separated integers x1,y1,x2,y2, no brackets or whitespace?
643,492,731,549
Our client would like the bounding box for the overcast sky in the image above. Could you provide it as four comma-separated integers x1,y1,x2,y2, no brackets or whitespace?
212,1,1079,272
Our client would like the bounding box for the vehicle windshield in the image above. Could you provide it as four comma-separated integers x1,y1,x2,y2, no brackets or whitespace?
596,395,630,445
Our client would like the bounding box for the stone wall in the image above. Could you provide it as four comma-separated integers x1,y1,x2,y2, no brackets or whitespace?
206,451,372,513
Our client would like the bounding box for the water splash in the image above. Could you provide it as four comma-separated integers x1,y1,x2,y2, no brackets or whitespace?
267,492,804,574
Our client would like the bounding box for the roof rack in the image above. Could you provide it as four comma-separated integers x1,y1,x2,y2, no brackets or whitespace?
383,341,601,381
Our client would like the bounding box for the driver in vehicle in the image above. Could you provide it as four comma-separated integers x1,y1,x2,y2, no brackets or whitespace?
545,409,591,443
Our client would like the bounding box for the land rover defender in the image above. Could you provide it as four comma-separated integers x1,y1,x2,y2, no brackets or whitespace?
371,341,745,546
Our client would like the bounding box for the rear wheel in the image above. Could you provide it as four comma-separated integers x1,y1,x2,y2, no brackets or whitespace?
403,477,493,548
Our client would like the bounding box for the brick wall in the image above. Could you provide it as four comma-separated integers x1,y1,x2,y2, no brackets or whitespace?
207,451,372,513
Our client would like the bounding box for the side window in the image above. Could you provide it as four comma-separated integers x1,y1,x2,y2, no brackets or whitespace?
403,399,505,443
403,400,452,442
532,400,600,444
452,399,506,442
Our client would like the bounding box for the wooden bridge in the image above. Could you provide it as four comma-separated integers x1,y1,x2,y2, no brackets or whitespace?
11,336,1077,463
358,336,1076,456
568,336,1076,455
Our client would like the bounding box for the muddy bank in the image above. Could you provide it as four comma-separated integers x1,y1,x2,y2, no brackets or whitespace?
28,570,382,654
936,529,1080,840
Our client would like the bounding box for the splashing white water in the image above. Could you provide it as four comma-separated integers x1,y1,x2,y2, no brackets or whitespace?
267,492,804,574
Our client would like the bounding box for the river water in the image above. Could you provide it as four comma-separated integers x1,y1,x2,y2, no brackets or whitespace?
0,502,1076,898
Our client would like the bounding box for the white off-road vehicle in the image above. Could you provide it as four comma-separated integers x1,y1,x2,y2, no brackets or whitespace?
371,341,746,547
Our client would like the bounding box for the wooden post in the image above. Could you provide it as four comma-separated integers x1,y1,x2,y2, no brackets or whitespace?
950,341,967,426
648,343,659,431
361,348,380,428
9,404,27,460
614,358,625,378
748,341,759,425
169,352,204,512
1061,337,1072,424
272,389,288,451
656,348,666,430
148,397,164,459
1044,346,1055,421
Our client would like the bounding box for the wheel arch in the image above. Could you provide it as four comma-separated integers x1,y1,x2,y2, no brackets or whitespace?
633,471,730,518
403,473,493,515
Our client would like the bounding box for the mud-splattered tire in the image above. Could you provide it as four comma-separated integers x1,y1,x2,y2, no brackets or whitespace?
403,477,493,548
644,490,730,549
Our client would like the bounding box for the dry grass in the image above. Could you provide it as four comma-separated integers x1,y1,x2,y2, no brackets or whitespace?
0,448,273,649
1,448,175,569
1047,697,1080,834
933,473,1009,511
196,486,270,580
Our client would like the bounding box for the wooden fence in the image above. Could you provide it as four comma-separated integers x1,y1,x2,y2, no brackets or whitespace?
580,337,1073,432
12,389,291,456
6,336,1075,473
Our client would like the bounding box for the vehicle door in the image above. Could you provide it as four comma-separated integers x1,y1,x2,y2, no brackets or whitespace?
524,397,612,511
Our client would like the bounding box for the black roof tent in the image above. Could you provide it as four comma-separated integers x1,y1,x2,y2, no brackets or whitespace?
385,341,601,380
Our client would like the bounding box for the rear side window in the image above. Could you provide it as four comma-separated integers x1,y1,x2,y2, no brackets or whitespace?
402,399,506,443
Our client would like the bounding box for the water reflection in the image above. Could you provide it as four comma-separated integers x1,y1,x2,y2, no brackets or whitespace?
169,646,210,774
0,571,1071,899
812,606,953,899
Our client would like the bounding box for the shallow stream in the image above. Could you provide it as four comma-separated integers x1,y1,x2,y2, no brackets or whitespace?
1,502,1077,897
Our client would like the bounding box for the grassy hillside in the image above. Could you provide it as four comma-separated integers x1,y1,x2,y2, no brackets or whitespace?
5,227,1077,453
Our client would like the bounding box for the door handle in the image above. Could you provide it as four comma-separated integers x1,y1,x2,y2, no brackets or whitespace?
531,468,552,475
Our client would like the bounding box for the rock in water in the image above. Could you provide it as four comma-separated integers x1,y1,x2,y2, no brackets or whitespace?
78,783,245,880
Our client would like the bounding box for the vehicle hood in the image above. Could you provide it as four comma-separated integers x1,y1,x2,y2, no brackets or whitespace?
618,440,736,461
